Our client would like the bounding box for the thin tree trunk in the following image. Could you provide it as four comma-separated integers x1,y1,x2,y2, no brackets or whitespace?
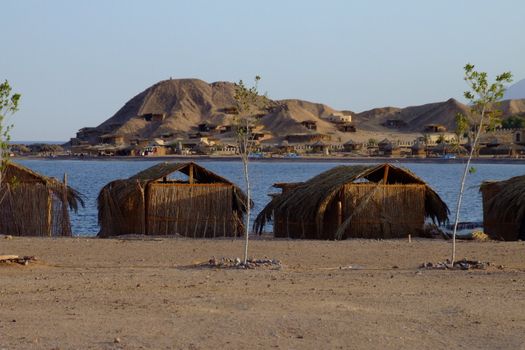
243,157,250,264
242,118,251,264
451,106,486,264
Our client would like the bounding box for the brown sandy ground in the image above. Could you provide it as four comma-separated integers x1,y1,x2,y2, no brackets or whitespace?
1,237,525,350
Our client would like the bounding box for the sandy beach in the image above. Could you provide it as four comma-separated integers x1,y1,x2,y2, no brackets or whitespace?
1,236,524,349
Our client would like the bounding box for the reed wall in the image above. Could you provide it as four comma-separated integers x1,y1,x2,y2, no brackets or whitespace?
146,183,238,237
273,183,426,239
0,183,71,236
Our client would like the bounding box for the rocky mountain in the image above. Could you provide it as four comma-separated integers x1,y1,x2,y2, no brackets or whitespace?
354,98,525,133
504,79,525,100
74,78,525,145
87,78,340,141
354,98,471,132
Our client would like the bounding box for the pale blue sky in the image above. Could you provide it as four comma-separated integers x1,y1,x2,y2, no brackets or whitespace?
3,0,524,141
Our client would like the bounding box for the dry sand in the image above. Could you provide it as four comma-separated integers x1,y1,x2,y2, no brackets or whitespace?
1,237,525,350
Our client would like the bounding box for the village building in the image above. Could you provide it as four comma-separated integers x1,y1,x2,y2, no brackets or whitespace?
424,124,447,133
324,112,352,124
343,140,363,152
310,141,330,155
300,120,317,131
338,123,357,132
410,141,427,157
424,132,458,145
378,139,401,156
99,134,125,146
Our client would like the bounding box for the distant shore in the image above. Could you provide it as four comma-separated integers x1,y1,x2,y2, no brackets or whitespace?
12,154,525,164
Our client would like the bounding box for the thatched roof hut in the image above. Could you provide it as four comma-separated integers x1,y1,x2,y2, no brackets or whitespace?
254,164,448,239
410,141,426,156
480,175,525,240
378,139,401,156
0,162,83,236
98,162,248,237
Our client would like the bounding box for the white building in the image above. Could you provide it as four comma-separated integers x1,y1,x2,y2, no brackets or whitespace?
324,112,352,123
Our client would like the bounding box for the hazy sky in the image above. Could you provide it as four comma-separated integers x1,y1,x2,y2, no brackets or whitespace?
3,0,524,141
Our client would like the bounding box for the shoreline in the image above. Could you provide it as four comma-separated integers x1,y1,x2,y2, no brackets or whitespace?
13,154,525,164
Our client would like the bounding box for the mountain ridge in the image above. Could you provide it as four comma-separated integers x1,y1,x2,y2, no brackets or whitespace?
74,78,525,144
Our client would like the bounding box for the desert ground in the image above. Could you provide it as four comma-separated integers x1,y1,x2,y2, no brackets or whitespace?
1,236,525,350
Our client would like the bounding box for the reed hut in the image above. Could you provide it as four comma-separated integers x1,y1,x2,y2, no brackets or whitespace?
98,162,248,237
254,164,449,239
0,162,83,236
411,141,426,157
480,175,525,240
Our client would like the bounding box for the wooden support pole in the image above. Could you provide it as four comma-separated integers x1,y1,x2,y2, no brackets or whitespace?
337,201,342,226
189,164,194,184
383,164,390,184
61,173,72,237
46,189,52,237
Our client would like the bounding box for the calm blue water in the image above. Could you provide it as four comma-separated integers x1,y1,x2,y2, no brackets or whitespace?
16,159,525,236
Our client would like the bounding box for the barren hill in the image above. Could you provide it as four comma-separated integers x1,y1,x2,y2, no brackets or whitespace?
91,79,340,140
354,98,525,133
75,78,525,145
504,78,525,100
354,98,472,132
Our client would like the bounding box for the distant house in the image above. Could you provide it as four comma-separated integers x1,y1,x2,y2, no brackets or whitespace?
325,112,352,123
275,140,295,154
301,120,317,131
130,138,150,148
338,123,357,132
411,141,426,157
343,140,362,152
424,132,457,145
198,123,222,133
99,134,125,146
377,139,401,157
424,124,447,133
310,141,330,155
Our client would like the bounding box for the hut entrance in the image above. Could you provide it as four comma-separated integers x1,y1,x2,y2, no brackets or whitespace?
146,183,236,237
340,183,426,239
519,220,525,241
